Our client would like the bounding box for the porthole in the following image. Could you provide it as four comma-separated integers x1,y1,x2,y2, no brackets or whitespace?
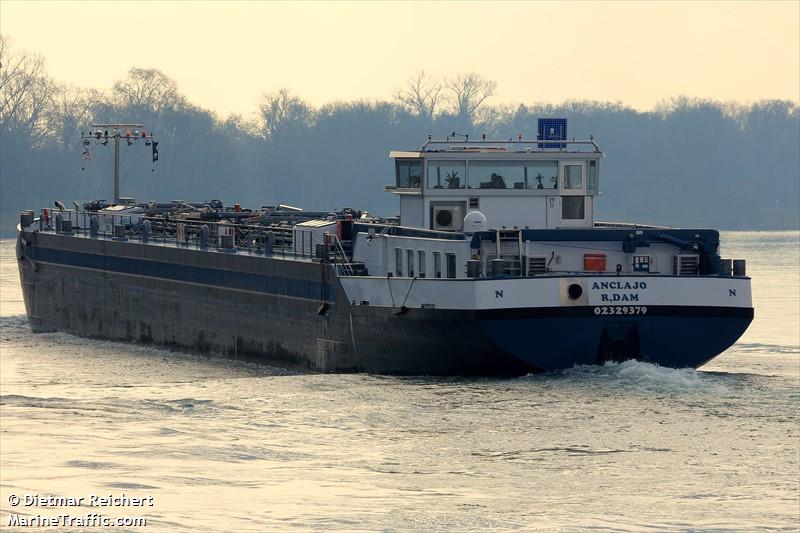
567,283,583,300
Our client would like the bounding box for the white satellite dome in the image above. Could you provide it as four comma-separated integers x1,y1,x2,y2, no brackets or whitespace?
463,211,487,235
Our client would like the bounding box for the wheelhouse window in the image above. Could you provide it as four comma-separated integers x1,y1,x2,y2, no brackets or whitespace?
469,161,525,189
446,253,457,279
418,251,426,278
587,160,597,193
433,252,442,278
562,196,585,220
526,161,559,190
395,248,403,276
396,159,422,188
427,160,466,189
564,164,583,189
407,249,415,277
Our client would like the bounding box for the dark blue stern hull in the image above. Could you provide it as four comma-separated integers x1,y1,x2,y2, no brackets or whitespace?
476,306,753,372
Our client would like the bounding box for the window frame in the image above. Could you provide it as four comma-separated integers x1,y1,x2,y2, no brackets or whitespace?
468,160,527,190
395,159,422,189
394,248,403,277
587,160,598,194
445,253,457,279
433,252,442,279
561,196,586,220
564,164,584,191
427,160,467,190
422,158,588,195
525,160,559,191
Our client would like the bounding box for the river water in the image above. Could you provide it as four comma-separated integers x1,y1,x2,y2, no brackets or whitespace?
1,233,798,531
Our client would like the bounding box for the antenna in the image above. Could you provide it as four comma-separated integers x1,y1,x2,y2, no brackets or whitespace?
81,124,158,204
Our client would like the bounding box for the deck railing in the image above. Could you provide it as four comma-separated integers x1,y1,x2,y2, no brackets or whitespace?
28,209,357,273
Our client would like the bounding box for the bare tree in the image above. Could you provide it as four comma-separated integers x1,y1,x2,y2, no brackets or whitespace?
258,88,313,140
48,84,100,149
444,73,497,121
0,35,55,145
395,70,443,120
113,67,185,113
220,113,260,141
474,103,516,136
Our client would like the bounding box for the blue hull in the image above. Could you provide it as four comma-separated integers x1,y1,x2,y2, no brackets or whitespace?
478,307,754,371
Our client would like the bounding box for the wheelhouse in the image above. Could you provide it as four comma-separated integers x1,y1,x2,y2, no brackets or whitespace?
387,136,603,232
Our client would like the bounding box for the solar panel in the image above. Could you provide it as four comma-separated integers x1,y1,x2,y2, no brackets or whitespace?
537,118,567,149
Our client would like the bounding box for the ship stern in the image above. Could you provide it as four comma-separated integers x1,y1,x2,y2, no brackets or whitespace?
474,275,754,371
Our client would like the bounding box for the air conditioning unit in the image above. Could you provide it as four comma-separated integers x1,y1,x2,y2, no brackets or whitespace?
432,206,463,231
673,254,699,276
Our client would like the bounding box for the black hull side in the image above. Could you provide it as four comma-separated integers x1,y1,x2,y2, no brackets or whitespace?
16,232,536,375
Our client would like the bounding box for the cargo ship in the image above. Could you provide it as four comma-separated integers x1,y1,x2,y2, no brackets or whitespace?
15,120,754,375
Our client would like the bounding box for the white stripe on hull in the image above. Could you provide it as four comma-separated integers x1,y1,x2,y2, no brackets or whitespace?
339,275,753,310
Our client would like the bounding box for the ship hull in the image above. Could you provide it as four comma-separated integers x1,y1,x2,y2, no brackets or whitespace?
475,307,753,370
16,231,753,375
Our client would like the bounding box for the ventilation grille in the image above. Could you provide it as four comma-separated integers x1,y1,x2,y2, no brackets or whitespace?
526,256,547,276
673,254,699,276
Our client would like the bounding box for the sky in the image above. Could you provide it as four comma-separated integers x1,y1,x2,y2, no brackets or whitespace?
1,1,798,118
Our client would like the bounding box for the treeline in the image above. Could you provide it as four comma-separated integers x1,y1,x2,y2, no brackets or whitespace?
1,36,798,231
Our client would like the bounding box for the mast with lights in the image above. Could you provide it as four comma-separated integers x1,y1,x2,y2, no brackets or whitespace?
80,124,158,204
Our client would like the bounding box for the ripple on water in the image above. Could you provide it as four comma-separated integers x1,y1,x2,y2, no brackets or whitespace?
63,460,121,470
0,394,72,407
105,482,159,490
734,342,800,355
